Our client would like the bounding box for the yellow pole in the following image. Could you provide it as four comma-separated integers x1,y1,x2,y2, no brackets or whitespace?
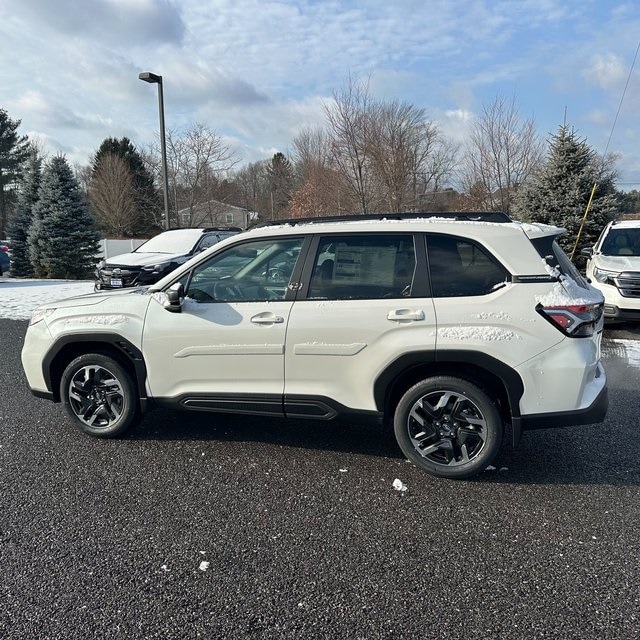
570,183,598,261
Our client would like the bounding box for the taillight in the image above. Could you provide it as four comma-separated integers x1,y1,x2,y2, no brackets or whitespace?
536,302,603,337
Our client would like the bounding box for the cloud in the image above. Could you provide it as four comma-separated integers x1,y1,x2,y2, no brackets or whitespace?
5,0,185,47
583,53,628,90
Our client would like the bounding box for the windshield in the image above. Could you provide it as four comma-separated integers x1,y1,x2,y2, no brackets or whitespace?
135,230,201,254
599,228,640,257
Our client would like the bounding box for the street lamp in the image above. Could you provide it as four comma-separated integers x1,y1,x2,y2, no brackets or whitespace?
139,71,170,230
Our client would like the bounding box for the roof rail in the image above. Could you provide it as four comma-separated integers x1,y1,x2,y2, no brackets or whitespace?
256,211,511,227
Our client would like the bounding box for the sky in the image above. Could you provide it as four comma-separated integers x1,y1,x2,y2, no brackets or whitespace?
1,0,640,189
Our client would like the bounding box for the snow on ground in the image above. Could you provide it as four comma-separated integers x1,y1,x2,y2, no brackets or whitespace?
0,277,94,320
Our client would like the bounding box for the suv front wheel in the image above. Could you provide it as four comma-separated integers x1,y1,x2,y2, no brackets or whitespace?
393,376,503,479
61,354,139,438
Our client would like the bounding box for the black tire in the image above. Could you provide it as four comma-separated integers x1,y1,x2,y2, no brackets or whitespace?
60,354,140,438
393,376,503,479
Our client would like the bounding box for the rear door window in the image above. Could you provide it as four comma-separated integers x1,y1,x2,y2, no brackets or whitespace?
427,235,509,297
306,234,416,300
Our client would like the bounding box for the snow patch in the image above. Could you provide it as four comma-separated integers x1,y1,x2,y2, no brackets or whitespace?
63,314,127,326
0,278,94,320
535,279,602,307
392,478,408,492
439,326,522,341
471,311,511,321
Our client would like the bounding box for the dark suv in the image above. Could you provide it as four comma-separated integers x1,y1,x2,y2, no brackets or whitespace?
95,227,241,290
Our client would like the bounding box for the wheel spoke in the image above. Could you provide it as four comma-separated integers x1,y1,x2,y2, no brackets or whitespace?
457,426,486,444
421,438,454,458
410,400,437,426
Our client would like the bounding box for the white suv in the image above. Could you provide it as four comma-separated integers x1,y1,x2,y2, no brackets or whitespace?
583,219,640,322
22,213,608,479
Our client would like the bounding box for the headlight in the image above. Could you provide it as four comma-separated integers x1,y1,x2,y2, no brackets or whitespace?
29,307,55,326
142,262,172,273
593,267,618,284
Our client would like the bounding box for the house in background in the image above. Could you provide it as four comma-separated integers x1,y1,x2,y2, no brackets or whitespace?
177,200,258,229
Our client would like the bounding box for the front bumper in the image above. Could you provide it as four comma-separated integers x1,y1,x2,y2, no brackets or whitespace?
603,304,640,322
95,267,165,290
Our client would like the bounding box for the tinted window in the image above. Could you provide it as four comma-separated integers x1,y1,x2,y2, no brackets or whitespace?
531,236,589,289
185,237,303,302
307,235,415,300
427,235,508,297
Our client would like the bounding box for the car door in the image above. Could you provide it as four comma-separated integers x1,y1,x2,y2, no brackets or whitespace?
284,232,436,416
142,235,307,414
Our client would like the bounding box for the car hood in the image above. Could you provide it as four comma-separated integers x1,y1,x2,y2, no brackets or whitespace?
592,254,640,272
39,287,150,311
103,251,186,268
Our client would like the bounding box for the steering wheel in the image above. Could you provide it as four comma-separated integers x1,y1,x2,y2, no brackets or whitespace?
187,288,214,302
213,281,243,301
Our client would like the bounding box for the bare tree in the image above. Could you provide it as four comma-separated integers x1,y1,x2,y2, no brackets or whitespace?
292,127,330,182
368,100,459,212
462,95,544,213
146,123,239,226
290,127,351,216
323,75,379,214
88,153,141,236
233,160,271,221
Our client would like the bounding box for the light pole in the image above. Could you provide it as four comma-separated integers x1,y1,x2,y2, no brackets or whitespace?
139,71,170,230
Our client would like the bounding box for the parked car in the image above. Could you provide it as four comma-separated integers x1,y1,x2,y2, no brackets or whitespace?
0,243,9,275
22,212,607,479
583,219,640,322
94,227,242,290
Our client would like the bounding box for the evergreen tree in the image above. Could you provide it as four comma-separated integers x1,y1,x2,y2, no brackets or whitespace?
616,189,640,216
0,108,30,238
267,152,294,219
89,137,160,236
28,155,100,279
7,145,42,276
512,125,618,262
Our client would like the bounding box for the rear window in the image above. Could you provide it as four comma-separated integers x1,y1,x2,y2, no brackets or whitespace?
531,237,589,289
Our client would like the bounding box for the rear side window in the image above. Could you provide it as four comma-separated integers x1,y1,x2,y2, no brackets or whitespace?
427,235,509,297
307,234,416,300
531,236,589,289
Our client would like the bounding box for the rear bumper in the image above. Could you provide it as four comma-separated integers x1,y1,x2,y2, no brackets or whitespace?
513,380,608,433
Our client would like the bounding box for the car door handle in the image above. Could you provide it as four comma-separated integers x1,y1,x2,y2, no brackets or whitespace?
251,312,284,324
387,309,425,322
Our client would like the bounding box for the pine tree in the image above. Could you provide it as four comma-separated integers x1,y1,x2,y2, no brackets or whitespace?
512,125,617,262
0,108,30,239
28,155,101,279
267,152,294,219
7,145,42,276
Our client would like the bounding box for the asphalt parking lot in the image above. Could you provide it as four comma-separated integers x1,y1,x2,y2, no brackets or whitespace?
1,318,639,640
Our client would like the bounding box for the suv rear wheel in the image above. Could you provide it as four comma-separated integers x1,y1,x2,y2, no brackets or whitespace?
60,354,139,437
393,376,503,479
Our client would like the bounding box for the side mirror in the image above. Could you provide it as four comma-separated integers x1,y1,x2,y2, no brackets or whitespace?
164,282,185,313
580,247,594,258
